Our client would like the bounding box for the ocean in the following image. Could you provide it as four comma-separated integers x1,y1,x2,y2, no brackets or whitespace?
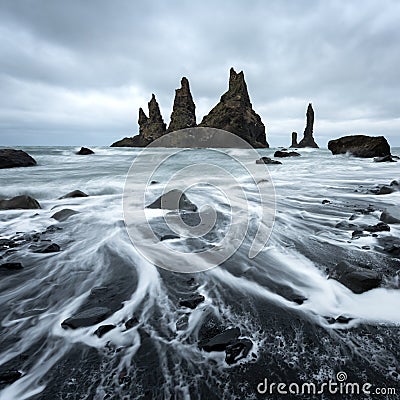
0,146,399,399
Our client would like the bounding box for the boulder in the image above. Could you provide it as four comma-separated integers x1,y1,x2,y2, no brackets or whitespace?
199,68,268,148
274,150,300,158
289,132,298,148
377,236,400,257
0,149,37,169
61,307,111,329
0,369,22,384
179,294,205,309
138,94,167,142
380,209,400,224
76,147,94,155
94,324,115,338
0,262,23,270
297,103,319,148
374,155,396,162
59,190,88,199
51,209,79,221
199,327,241,352
364,222,390,233
225,338,253,365
371,185,395,195
329,261,382,294
0,195,41,210
31,243,60,253
328,135,390,158
167,77,196,132
256,157,282,165
146,189,197,211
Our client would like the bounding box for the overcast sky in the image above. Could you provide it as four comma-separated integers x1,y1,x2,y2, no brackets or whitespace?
0,0,399,147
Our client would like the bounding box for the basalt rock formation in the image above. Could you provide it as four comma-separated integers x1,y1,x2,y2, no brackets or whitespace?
199,68,268,148
167,77,196,132
328,135,391,158
139,94,166,142
297,103,319,148
290,132,298,148
111,68,268,148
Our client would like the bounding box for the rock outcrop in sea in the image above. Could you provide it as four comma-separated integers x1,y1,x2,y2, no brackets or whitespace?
111,68,268,148
167,77,196,132
328,135,391,158
297,103,319,148
290,132,298,148
199,68,268,148
0,149,36,169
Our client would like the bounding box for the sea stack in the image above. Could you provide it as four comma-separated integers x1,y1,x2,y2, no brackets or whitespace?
290,132,298,148
167,77,196,132
199,68,268,148
297,103,319,148
138,94,166,142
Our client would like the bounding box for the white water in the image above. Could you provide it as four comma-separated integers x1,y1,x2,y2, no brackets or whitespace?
0,146,399,399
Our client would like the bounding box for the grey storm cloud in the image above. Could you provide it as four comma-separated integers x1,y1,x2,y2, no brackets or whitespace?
0,0,399,146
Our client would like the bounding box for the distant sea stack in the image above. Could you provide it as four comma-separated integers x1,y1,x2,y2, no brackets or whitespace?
290,132,298,148
297,103,319,148
167,77,196,132
111,68,268,148
199,68,268,148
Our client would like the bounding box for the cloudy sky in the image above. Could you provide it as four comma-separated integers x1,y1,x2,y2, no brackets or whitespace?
0,0,399,147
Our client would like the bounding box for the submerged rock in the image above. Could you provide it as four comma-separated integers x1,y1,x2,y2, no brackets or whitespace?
31,243,61,253
61,307,111,329
199,327,241,352
256,157,282,165
51,209,79,222
0,195,41,210
76,147,94,155
297,104,319,148
0,149,37,169
329,261,382,294
0,262,23,270
167,77,196,132
0,369,22,384
371,185,395,195
274,150,300,158
225,338,253,365
328,135,390,158
365,222,390,233
146,189,197,211
59,190,88,199
199,68,268,148
374,155,396,162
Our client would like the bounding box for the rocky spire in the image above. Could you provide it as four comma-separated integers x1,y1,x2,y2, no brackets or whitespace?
290,132,298,148
297,103,319,148
138,94,166,141
199,68,268,148
167,77,196,132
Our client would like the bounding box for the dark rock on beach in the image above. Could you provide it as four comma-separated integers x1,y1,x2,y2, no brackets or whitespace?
146,189,197,211
365,222,390,233
51,209,79,222
0,149,37,169
0,195,41,210
179,294,205,309
167,77,196,132
31,243,61,253
61,307,111,329
256,157,282,165
329,261,382,294
328,135,391,158
225,338,253,365
0,369,22,384
76,147,94,155
199,68,268,148
380,209,400,224
0,262,23,271
59,190,88,199
94,324,115,338
370,185,396,195
297,103,319,148
274,150,300,158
